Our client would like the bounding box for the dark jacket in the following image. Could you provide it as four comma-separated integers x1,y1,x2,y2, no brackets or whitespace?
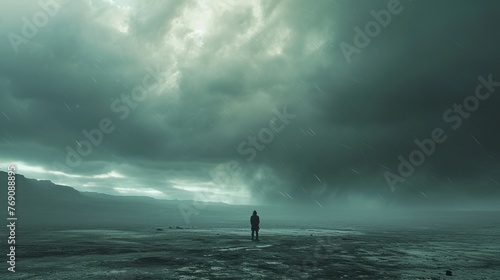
250,214,260,231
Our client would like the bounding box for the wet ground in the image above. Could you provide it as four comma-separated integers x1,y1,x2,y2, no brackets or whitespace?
5,223,500,279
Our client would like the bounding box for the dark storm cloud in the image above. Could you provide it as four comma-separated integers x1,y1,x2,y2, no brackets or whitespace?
0,0,499,208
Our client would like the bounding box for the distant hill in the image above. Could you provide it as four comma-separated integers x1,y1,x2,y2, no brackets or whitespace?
0,172,253,228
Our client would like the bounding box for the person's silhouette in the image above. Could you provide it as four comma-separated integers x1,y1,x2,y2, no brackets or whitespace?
250,210,260,241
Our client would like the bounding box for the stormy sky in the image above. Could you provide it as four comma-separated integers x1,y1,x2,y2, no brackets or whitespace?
1,0,499,209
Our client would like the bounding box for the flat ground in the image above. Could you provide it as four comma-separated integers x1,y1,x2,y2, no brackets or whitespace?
4,220,500,279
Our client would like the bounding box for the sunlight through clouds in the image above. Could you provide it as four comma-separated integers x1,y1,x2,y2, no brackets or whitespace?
114,187,165,197
170,179,251,205
93,170,125,179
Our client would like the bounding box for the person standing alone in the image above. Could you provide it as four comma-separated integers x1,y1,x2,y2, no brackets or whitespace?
250,210,260,241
